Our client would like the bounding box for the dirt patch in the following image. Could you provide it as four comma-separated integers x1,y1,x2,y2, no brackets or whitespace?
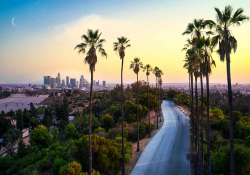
123,112,164,175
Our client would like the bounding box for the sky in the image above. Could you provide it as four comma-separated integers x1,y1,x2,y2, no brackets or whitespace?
0,0,250,84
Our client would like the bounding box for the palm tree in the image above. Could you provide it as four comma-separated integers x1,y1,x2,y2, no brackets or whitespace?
143,64,153,138
159,77,163,122
157,70,163,122
183,46,196,145
130,57,143,152
210,6,249,174
75,29,107,175
113,36,130,175
201,37,216,175
153,66,159,129
183,19,214,175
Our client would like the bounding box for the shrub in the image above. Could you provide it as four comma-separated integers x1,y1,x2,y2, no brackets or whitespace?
52,158,68,175
59,161,82,175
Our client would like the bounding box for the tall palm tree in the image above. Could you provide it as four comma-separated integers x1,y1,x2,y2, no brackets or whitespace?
143,64,153,138
130,57,143,152
159,77,163,122
113,36,130,175
183,46,196,144
211,6,249,174
153,67,159,129
201,37,216,175
75,29,107,175
183,19,213,175
157,70,163,122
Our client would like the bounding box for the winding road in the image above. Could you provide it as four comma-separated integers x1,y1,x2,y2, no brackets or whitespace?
131,100,190,175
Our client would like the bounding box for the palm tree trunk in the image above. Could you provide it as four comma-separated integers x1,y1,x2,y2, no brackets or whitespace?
191,73,195,145
147,74,151,138
195,74,200,175
206,72,211,175
200,62,204,175
226,53,234,175
137,73,140,152
89,69,93,175
156,76,158,129
121,58,125,175
158,80,161,123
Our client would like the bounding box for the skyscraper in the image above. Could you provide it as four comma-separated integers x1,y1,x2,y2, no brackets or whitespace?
80,75,84,89
103,81,106,88
61,80,65,87
66,76,69,87
58,73,60,78
56,76,60,88
44,76,47,85
51,78,56,88
76,81,79,89
70,78,76,88
47,76,51,86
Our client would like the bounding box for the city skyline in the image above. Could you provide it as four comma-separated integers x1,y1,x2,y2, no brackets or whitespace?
0,0,250,84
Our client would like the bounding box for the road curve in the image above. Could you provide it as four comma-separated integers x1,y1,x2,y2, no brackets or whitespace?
131,100,190,175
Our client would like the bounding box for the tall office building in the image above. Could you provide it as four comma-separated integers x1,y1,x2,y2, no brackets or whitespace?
47,76,51,86
70,78,76,88
96,80,99,86
66,76,69,87
76,81,79,89
44,76,47,85
58,73,60,78
103,81,106,88
56,77,60,88
80,75,84,89
61,80,65,87
94,80,96,86
51,78,56,88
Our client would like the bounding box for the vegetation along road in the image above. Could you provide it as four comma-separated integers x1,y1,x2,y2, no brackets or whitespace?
131,100,190,175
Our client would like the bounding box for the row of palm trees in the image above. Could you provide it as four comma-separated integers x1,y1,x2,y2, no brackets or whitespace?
75,32,163,175
182,5,249,175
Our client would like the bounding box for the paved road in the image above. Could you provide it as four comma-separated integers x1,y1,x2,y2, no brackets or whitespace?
131,100,190,175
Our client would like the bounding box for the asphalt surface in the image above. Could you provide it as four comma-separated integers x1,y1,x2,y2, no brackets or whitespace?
131,100,190,175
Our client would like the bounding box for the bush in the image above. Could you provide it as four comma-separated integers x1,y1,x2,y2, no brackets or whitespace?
59,161,82,175
101,114,115,131
52,158,68,175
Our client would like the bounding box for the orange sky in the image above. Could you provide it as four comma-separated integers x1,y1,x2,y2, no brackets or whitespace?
0,0,250,84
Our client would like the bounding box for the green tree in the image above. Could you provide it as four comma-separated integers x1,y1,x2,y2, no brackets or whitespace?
211,6,249,174
51,127,59,143
65,123,79,140
75,29,107,175
16,109,24,131
130,57,143,152
30,125,51,149
100,114,115,131
17,139,27,158
59,161,82,175
113,36,130,174
43,107,52,129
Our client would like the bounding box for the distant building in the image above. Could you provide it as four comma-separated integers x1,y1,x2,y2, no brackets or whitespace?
61,79,66,87
103,81,106,88
94,80,96,86
47,76,51,86
80,75,84,89
44,76,47,85
58,73,60,78
51,78,56,88
76,81,79,89
96,80,99,86
70,78,76,88
56,77,61,88
66,76,69,87
22,128,29,138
